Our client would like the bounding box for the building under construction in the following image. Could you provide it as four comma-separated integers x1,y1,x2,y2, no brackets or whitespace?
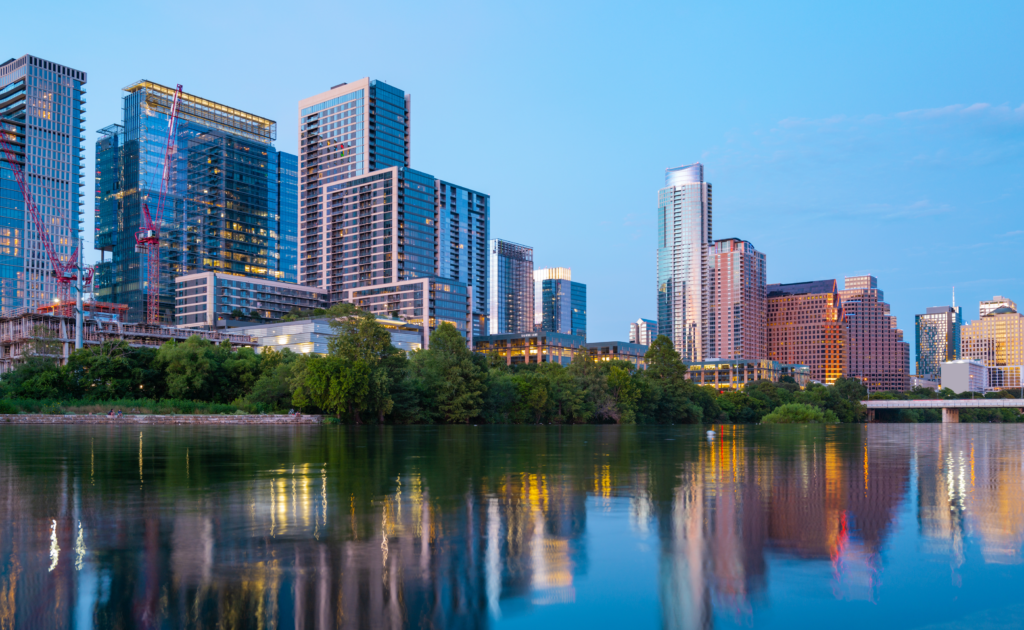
0,301,254,374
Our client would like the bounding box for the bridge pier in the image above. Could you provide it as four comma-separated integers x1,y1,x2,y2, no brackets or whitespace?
942,407,959,424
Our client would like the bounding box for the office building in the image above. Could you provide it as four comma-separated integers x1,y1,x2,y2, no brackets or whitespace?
915,305,962,381
94,81,297,323
961,300,1024,390
235,316,422,355
0,55,86,312
657,163,712,362
629,318,658,347
766,279,848,385
436,180,489,336
174,271,328,329
489,239,533,334
839,275,910,393
941,359,988,394
980,295,1017,318
586,340,648,369
534,267,586,338
475,331,586,367
685,359,811,390
338,277,470,349
708,238,766,361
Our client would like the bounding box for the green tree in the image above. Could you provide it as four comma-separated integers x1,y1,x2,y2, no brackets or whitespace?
639,336,703,424
761,402,839,424
154,336,224,401
407,323,484,423
833,376,868,402
64,340,161,400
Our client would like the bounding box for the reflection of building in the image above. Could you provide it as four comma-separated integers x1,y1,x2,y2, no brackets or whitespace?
657,163,712,362
475,331,585,366
685,359,810,389
766,279,847,385
175,271,328,329
534,267,586,338
839,275,910,392
915,305,962,380
489,239,533,334
708,238,766,361
630,318,658,347
961,301,1024,391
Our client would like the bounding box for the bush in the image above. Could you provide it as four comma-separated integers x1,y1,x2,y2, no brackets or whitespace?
0,399,16,414
761,403,839,424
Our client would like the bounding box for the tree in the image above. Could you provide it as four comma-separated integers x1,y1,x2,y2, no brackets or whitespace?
639,336,703,424
64,340,161,400
833,376,868,402
154,336,224,401
761,403,839,424
406,323,484,423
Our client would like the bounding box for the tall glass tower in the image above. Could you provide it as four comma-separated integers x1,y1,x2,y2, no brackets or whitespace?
0,55,87,313
534,267,586,338
489,239,533,334
657,163,712,361
915,305,962,380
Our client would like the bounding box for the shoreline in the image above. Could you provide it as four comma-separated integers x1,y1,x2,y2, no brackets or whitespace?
0,414,326,425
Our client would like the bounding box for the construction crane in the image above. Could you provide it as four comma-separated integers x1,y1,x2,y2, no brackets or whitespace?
135,83,183,325
0,122,89,317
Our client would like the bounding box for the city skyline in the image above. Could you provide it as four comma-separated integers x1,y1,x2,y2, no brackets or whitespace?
2,1,1022,362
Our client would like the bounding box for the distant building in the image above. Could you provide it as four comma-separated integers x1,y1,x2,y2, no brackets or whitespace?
941,360,988,394
475,331,586,367
961,300,1024,391
910,375,940,391
839,275,910,393
175,272,328,329
980,295,1017,318
235,316,423,355
534,267,586,338
915,306,962,380
629,318,658,347
766,279,848,385
489,239,533,334
708,238,766,361
657,163,712,362
685,359,811,390
586,341,648,369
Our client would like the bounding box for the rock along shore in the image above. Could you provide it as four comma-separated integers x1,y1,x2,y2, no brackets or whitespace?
0,414,326,425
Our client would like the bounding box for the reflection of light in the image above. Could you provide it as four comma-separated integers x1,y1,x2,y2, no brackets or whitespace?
75,521,86,571
48,520,59,572
487,497,502,618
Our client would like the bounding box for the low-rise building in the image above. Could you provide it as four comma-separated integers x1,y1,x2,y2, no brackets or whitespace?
941,359,988,394
586,341,648,369
685,359,811,390
175,272,329,329
474,332,586,366
910,375,941,391
337,277,471,349
235,316,423,355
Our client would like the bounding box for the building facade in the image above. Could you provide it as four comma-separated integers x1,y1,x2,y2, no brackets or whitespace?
489,239,533,334
235,316,422,355
940,359,988,394
94,81,297,323
436,180,489,336
708,238,766,361
685,359,811,390
534,267,586,338
766,280,848,385
475,331,585,367
915,305,962,381
174,272,328,329
839,275,910,392
586,340,648,369
0,55,87,313
338,276,470,349
960,302,1024,386
657,163,712,362
980,296,1017,318
629,318,658,347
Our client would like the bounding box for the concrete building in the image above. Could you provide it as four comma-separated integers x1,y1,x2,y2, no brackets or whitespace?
489,239,533,334
941,359,988,394
657,163,712,362
708,238,766,361
839,275,910,393
586,341,648,369
629,318,658,347
94,81,297,323
0,55,87,313
685,359,811,390
961,300,1024,391
338,276,470,349
174,272,328,329
235,315,422,355
910,375,940,391
766,279,848,385
980,295,1017,318
915,305,962,381
534,267,586,338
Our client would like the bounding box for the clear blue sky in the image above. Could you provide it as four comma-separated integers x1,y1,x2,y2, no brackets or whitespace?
8,0,1023,366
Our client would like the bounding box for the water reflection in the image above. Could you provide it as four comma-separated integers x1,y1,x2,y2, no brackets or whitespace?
1,425,1024,628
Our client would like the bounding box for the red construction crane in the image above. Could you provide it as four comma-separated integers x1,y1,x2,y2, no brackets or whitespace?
0,122,89,317
135,83,182,325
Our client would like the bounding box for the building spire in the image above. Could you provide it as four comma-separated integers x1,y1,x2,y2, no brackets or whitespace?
952,286,956,308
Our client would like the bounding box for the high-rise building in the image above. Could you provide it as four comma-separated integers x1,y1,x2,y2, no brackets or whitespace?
708,238,766,361
766,280,847,385
94,81,297,323
436,180,489,336
0,55,87,312
629,318,658,347
657,163,712,362
915,305,962,380
961,300,1024,383
533,267,586,338
489,239,533,334
839,275,910,392
980,295,1017,318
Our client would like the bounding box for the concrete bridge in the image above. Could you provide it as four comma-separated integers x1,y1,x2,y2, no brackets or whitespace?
863,399,1024,423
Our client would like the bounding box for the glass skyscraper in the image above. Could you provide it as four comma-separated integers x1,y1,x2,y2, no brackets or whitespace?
657,163,712,361
915,305,962,380
0,55,87,313
94,81,297,323
534,267,586,338
436,180,489,336
489,239,533,334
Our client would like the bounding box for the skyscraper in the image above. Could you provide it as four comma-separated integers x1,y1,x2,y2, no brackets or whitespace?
915,306,962,380
766,280,848,385
657,163,712,362
979,295,1017,318
436,180,489,336
839,275,910,392
961,298,1024,390
95,81,297,322
534,267,586,338
708,238,766,360
0,55,87,312
489,239,533,334
629,318,658,347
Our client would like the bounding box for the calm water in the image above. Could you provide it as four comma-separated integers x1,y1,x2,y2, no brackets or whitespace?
2,424,1024,629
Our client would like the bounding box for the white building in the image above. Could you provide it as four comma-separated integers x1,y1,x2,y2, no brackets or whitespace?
941,360,988,394
235,316,422,355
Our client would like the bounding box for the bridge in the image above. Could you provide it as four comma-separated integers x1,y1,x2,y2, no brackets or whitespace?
862,399,1024,423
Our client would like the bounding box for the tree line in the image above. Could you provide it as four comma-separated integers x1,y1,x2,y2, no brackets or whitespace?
1,304,1018,423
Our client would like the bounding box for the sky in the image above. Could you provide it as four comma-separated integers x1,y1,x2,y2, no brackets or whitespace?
7,0,1023,368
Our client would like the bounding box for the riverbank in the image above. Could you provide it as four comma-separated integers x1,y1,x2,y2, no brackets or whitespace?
0,414,326,424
